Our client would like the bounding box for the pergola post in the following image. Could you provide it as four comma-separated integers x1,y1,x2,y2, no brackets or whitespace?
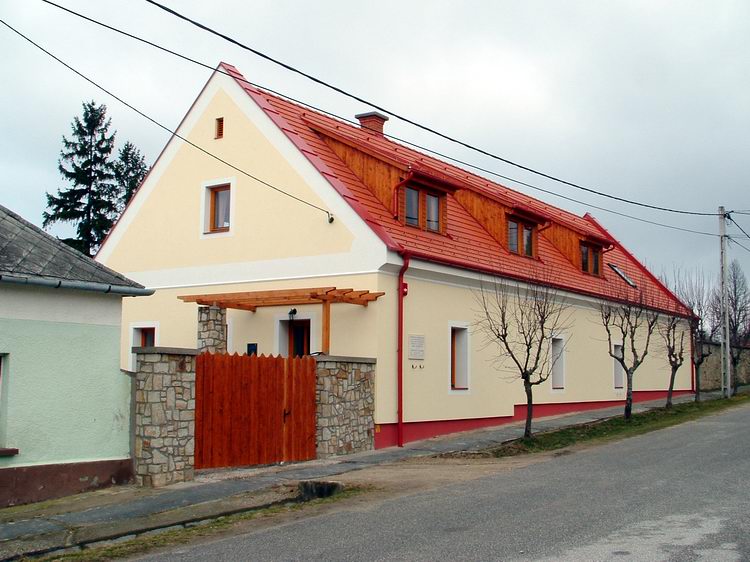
322,300,331,354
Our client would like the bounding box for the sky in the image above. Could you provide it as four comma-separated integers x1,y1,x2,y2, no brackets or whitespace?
1,0,749,284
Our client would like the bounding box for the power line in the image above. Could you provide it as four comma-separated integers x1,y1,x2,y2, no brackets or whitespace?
727,215,750,240
28,1,725,239
0,19,333,222
728,237,750,255
143,0,719,218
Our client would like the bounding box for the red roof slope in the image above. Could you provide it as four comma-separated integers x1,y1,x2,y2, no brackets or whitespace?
220,63,690,317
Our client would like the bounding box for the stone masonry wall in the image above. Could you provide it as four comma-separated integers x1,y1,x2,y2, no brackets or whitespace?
133,348,197,487
699,343,750,391
197,306,227,354
316,357,375,458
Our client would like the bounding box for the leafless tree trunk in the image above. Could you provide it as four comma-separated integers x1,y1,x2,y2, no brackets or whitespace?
709,260,750,395
672,268,713,402
659,315,686,408
476,276,570,439
600,296,660,420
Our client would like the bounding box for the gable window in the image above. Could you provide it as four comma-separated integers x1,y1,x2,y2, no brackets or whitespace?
507,218,535,257
581,244,601,275
450,326,469,390
209,185,231,232
403,185,445,233
215,117,224,139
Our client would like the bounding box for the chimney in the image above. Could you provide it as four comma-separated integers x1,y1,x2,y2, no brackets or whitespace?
355,111,389,137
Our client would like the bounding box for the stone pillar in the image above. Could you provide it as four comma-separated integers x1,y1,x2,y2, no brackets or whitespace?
315,356,376,458
132,347,198,487
197,306,227,354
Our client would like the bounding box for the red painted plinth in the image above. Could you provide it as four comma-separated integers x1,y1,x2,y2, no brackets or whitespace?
373,389,693,449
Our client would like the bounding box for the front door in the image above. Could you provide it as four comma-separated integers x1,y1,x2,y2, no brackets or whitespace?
288,319,310,357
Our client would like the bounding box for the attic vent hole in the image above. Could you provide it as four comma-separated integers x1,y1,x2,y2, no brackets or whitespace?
215,117,224,139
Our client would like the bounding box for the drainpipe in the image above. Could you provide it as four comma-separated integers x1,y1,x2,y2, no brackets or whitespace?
392,171,414,218
397,250,411,447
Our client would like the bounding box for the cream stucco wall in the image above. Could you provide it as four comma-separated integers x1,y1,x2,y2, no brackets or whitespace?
0,286,131,468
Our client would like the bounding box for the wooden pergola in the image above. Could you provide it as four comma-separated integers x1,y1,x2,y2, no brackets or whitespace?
178,287,385,354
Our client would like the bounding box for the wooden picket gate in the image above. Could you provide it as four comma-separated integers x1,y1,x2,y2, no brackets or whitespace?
194,353,317,470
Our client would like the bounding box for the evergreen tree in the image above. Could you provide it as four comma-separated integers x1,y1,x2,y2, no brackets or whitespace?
114,141,149,210
43,101,118,256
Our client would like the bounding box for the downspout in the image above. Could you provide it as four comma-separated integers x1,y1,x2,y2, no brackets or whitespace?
397,250,411,447
392,171,414,218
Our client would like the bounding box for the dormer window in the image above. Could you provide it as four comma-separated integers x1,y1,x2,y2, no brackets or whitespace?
403,185,444,233
508,218,535,257
581,243,601,275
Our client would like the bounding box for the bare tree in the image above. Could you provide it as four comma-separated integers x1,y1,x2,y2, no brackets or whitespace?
476,277,570,439
658,315,686,408
709,260,750,394
600,295,660,420
673,268,712,402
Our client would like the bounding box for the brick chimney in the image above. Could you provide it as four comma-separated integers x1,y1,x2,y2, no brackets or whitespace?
355,111,389,137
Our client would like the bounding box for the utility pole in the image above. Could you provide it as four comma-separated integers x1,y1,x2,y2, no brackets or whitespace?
719,206,732,398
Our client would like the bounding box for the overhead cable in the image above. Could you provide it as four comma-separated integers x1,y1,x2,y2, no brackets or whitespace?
142,0,720,218
0,19,334,222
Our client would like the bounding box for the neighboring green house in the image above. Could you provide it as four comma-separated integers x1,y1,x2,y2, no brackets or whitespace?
0,205,152,506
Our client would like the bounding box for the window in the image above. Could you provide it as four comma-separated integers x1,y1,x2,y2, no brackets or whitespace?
406,187,420,227
551,338,564,389
139,327,156,347
507,218,535,257
215,117,224,139
508,220,519,253
450,326,469,390
209,185,231,232
426,193,440,231
403,185,444,233
613,344,624,389
581,244,601,275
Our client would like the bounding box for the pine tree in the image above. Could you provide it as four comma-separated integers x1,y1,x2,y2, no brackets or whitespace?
43,101,118,256
114,141,149,210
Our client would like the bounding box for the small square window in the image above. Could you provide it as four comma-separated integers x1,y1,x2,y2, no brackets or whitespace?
209,185,231,232
140,327,156,347
613,344,625,389
551,338,564,389
215,117,224,139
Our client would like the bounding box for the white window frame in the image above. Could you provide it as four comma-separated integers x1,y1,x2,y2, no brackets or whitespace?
448,322,470,394
128,321,160,371
613,344,625,390
550,336,565,392
199,177,236,239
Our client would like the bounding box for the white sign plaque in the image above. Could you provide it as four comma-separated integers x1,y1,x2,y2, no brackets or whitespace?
408,334,425,360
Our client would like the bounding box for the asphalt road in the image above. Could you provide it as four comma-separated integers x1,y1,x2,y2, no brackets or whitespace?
137,404,750,561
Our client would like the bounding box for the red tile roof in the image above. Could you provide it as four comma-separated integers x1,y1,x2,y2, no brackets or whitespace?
221,63,691,317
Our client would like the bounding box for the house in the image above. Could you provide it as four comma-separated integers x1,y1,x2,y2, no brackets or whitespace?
97,63,694,450
0,205,152,506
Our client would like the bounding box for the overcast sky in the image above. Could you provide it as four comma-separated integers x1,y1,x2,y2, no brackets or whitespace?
1,1,748,282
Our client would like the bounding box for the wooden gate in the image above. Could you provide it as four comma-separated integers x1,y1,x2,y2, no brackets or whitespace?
194,353,317,470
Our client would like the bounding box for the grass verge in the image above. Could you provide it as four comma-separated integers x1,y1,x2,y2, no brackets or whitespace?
452,394,750,459
36,487,366,562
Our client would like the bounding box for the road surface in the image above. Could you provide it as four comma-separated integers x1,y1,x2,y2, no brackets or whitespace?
136,404,750,561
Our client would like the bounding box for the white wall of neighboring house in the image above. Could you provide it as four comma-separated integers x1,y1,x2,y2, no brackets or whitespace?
0,285,131,468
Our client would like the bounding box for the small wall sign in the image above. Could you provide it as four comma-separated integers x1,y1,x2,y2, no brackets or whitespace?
408,334,425,360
